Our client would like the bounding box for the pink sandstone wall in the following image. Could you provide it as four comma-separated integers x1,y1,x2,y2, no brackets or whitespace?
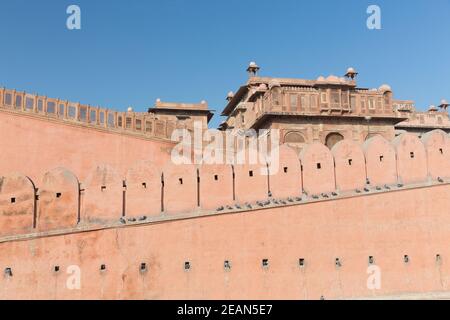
125,161,162,218
392,133,428,184
1,130,449,236
38,168,79,232
82,165,123,224
421,130,450,179
0,173,35,237
198,164,234,211
299,143,336,195
0,130,449,299
1,183,450,300
234,162,269,204
363,135,397,186
268,145,302,199
0,110,175,182
331,140,366,192
163,163,198,215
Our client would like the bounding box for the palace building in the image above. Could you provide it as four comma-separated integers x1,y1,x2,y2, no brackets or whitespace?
219,63,450,150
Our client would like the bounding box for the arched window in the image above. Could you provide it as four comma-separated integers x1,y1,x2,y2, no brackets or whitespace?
325,132,344,149
284,131,306,144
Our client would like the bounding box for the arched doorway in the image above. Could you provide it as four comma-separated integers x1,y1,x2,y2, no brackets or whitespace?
325,132,344,149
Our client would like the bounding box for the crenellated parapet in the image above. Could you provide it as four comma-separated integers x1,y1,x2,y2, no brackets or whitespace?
0,87,180,140
1,130,450,240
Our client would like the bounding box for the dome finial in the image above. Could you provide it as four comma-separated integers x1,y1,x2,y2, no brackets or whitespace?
246,61,260,77
344,67,358,80
438,99,449,110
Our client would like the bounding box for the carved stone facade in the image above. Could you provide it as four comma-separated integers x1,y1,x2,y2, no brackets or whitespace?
219,64,450,151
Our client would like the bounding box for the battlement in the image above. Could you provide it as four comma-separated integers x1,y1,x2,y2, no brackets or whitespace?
1,129,450,241
154,100,209,111
0,87,180,140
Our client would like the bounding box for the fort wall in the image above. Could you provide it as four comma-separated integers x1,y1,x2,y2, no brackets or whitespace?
0,93,175,182
1,183,450,299
1,129,449,236
1,128,450,299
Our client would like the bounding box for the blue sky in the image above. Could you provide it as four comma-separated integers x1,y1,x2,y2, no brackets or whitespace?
1,0,449,128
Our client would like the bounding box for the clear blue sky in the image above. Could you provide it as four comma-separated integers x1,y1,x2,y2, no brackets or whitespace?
1,0,449,128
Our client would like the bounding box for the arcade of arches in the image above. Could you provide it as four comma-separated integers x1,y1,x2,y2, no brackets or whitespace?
284,131,386,150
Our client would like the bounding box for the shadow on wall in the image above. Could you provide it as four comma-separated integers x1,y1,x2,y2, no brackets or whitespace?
1,130,449,237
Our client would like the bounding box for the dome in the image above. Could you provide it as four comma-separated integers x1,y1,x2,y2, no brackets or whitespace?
379,84,392,92
344,67,358,79
428,105,438,112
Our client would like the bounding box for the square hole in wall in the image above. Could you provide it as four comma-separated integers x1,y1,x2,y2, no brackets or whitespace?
224,260,231,270
249,170,254,177
214,175,219,181
54,266,60,273
299,258,305,267
100,264,106,271
4,268,12,277
404,255,410,263
56,193,62,198
142,182,147,189
348,159,353,166
140,263,147,272
179,178,183,185
262,259,269,268
410,152,415,159
284,167,288,173
379,155,384,162
101,186,107,192
368,256,374,265
440,148,444,155
184,261,191,271
10,197,16,204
